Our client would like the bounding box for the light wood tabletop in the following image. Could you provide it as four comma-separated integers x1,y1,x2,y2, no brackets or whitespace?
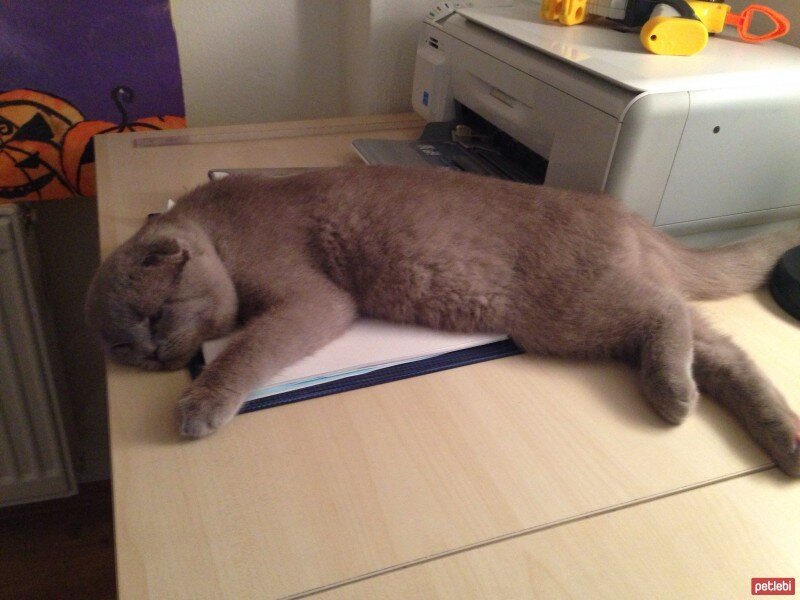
95,114,800,600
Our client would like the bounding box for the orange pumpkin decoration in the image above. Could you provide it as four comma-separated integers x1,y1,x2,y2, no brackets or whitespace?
62,86,186,196
0,89,84,201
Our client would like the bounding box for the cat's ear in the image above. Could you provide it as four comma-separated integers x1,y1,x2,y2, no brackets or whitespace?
140,237,190,269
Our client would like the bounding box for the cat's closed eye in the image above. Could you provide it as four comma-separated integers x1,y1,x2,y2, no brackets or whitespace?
111,342,134,356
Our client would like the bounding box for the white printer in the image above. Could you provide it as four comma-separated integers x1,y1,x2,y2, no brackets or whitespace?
411,1,800,235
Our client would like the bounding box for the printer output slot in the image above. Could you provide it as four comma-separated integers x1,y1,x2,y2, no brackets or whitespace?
452,103,548,183
351,103,547,185
441,28,621,192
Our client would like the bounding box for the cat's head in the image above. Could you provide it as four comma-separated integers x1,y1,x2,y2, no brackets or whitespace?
86,223,238,371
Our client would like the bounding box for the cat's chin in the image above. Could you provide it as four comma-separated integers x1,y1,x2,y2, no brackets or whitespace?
160,357,194,371
139,360,166,371
116,354,194,372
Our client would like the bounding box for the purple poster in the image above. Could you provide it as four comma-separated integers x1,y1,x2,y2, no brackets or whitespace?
0,0,186,200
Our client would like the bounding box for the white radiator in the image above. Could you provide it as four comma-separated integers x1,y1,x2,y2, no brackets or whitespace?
0,204,76,508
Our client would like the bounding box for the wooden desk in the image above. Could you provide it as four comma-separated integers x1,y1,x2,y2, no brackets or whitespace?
95,115,800,600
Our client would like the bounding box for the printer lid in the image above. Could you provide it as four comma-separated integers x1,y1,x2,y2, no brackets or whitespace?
456,2,800,93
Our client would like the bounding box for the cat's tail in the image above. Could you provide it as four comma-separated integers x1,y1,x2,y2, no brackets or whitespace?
664,225,800,300
690,311,800,477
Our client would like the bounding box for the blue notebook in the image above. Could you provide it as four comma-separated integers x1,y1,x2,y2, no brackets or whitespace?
191,321,522,414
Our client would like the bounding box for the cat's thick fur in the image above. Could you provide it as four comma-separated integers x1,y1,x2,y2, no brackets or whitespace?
86,166,800,476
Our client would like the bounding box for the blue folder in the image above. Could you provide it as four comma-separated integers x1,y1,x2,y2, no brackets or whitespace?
190,339,523,414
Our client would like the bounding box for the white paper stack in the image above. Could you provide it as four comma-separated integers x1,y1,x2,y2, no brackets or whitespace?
202,319,508,401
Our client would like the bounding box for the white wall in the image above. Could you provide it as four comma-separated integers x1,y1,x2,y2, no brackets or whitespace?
170,1,343,126
345,0,441,115
170,0,436,126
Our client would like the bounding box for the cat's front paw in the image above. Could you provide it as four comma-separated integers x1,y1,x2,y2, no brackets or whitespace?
177,387,241,438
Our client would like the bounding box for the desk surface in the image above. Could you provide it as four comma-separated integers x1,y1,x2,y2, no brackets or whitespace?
95,114,800,600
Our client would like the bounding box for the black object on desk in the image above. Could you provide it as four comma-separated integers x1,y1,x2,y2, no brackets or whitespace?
770,245,800,321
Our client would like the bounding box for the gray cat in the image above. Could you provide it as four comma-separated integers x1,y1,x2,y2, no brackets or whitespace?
85,166,800,476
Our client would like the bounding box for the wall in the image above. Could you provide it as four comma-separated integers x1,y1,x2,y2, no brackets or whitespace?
170,0,436,126
344,0,442,116
170,2,343,126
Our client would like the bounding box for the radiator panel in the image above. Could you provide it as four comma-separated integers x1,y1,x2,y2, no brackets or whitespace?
0,205,76,507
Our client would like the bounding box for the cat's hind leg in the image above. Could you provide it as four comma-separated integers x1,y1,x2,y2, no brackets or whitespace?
691,312,800,477
634,292,699,424
508,285,698,424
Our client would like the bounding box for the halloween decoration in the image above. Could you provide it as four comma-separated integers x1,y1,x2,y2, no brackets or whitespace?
0,89,84,201
62,86,187,196
2,0,185,201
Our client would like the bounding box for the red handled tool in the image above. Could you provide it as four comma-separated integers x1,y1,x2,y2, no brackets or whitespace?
725,4,790,42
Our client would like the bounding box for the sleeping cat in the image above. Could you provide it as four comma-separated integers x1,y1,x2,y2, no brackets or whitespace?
85,166,800,476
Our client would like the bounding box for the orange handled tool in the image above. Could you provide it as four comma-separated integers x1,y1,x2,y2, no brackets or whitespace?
725,4,790,42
